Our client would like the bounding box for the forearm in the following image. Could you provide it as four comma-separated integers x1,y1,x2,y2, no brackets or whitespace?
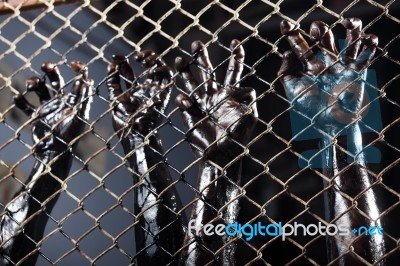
0,150,73,265
321,124,385,265
181,159,242,265
121,132,185,265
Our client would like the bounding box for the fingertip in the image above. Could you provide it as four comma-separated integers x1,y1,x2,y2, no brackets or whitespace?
112,54,126,65
70,60,86,73
309,21,328,42
132,51,141,61
342,17,362,30
191,40,205,54
362,34,378,47
230,39,244,58
26,77,40,91
134,50,155,62
175,93,192,110
283,50,296,61
175,56,187,72
230,39,240,50
41,61,56,73
280,20,296,35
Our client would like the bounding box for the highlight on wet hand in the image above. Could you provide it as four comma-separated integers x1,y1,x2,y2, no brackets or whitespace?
105,51,173,135
278,18,378,132
13,60,93,123
175,39,258,160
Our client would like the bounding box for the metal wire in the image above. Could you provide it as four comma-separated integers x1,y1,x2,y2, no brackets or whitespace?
0,0,399,265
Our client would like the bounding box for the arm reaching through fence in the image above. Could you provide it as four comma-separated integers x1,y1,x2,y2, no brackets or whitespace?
0,61,93,265
279,18,385,265
175,40,258,265
106,52,185,265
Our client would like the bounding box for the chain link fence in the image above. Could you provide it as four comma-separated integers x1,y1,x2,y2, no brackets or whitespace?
0,0,399,265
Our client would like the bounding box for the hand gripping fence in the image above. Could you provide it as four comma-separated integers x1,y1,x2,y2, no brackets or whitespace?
0,0,399,265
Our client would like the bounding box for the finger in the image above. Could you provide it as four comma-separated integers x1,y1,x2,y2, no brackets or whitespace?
41,62,65,93
70,61,93,119
224,39,245,87
175,93,203,123
309,21,338,58
281,20,317,71
13,94,35,116
191,40,218,94
175,56,200,95
70,60,90,97
175,93,192,111
112,55,136,89
342,18,362,63
106,61,128,103
71,60,89,80
26,77,51,103
134,50,164,68
278,51,302,80
354,34,378,70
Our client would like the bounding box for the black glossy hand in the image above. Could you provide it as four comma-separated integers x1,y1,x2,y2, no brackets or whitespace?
279,18,385,265
176,40,257,163
175,40,258,265
106,52,185,265
278,18,377,134
1,61,93,265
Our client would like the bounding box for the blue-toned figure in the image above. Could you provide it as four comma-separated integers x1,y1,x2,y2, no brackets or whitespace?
289,63,382,168
278,18,385,265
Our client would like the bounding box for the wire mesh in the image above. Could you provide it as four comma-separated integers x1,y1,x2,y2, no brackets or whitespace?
0,0,399,265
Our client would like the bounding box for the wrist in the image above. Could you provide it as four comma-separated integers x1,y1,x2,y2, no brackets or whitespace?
33,148,70,162
320,123,366,166
121,131,167,173
122,131,164,154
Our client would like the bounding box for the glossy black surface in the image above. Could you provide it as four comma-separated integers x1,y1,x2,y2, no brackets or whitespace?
279,18,385,265
0,61,93,265
175,40,258,265
106,52,185,265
